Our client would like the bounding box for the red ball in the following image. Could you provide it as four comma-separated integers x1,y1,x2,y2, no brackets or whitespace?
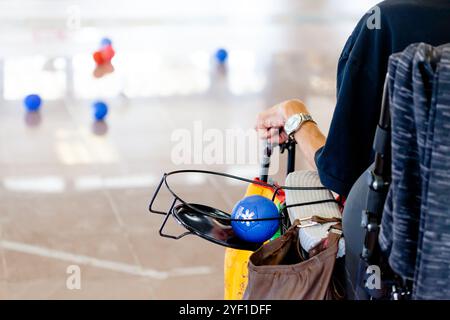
93,51,104,65
101,45,115,61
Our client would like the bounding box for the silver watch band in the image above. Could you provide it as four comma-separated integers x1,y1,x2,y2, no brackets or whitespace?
285,113,316,137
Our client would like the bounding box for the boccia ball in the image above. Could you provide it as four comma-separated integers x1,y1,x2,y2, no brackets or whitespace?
93,51,105,65
215,48,228,64
24,94,42,112
231,195,280,243
92,101,108,121
93,46,115,65
101,45,115,61
100,37,112,48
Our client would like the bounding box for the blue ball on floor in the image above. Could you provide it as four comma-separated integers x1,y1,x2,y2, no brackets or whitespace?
231,195,280,243
215,48,228,64
92,101,108,121
100,37,112,48
24,94,42,112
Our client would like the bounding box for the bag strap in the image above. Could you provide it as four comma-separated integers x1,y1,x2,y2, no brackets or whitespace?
311,216,342,224
304,219,343,257
292,215,341,229
291,216,342,241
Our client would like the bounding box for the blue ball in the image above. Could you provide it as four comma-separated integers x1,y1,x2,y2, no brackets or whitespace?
231,195,280,243
92,101,108,121
215,48,228,64
100,37,112,48
24,94,42,112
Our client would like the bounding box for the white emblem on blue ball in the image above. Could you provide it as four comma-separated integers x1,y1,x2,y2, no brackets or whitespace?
231,195,280,243
235,207,255,227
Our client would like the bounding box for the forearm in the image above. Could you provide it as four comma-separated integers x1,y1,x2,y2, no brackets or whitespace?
293,122,326,169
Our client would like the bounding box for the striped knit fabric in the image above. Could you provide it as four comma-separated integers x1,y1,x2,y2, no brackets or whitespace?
379,43,450,299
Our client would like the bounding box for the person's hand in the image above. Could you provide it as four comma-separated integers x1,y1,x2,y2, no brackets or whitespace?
255,99,310,144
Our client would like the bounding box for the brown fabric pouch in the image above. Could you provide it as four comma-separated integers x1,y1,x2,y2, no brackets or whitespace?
243,218,342,300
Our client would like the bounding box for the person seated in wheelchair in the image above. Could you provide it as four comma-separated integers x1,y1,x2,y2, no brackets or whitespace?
255,0,450,299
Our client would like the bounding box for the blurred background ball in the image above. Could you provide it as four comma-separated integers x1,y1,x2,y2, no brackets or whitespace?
100,37,112,48
231,195,279,243
215,48,228,64
93,51,105,65
23,94,42,112
92,101,108,121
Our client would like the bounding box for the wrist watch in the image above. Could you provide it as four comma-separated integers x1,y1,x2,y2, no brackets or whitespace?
284,113,316,137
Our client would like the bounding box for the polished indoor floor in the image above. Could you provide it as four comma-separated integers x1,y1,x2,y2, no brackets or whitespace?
0,0,379,299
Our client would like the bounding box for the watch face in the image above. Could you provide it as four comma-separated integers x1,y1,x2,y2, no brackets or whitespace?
285,114,301,135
